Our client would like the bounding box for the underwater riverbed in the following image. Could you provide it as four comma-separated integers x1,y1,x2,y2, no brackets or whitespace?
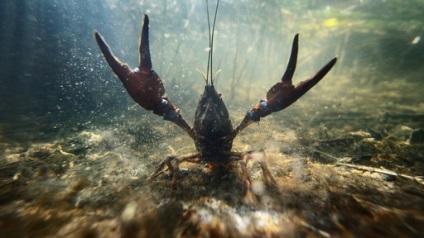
1,0,424,237
1,77,424,237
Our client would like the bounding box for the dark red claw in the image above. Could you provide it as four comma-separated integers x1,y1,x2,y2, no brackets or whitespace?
281,34,298,84
139,14,152,70
94,17,165,112
95,15,195,139
267,57,337,112
94,32,131,80
234,35,337,133
264,33,337,112
292,57,337,98
266,34,299,111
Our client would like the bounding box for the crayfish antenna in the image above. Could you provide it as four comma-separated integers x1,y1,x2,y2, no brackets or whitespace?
196,68,208,84
213,69,222,84
205,0,220,86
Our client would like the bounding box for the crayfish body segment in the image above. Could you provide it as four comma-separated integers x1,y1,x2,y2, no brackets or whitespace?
193,85,233,153
94,4,336,202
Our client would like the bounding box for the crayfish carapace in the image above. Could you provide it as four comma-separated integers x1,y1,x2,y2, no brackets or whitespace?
94,1,337,203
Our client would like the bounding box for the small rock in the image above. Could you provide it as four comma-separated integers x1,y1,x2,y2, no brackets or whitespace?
121,201,138,222
367,127,387,140
409,129,424,144
351,154,373,163
349,130,372,140
391,125,413,141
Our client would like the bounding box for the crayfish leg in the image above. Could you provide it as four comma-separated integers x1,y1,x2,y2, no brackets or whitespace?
148,153,201,189
226,149,276,205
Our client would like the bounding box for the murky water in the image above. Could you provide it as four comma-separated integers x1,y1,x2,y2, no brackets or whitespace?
1,0,424,237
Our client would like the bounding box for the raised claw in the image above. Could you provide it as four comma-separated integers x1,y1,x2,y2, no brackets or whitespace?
95,15,196,139
266,34,337,112
94,15,165,114
237,34,337,130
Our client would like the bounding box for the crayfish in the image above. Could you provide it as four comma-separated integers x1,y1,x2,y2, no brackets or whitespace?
94,1,336,202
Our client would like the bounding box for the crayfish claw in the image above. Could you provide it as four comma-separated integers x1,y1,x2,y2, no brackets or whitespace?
281,34,298,84
292,57,337,100
95,15,197,139
265,34,337,112
94,32,131,80
139,14,152,70
234,35,336,133
94,30,165,112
